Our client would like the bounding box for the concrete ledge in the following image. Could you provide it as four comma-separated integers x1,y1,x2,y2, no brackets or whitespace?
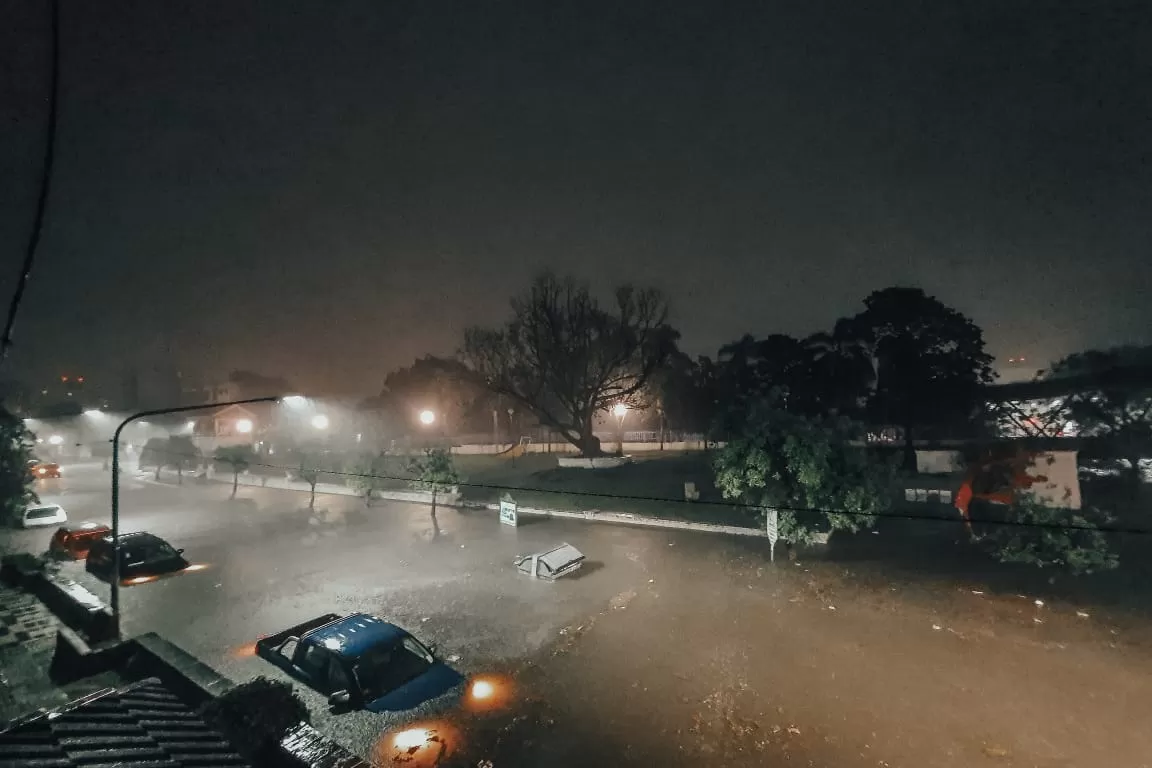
556,455,633,469
483,502,764,537
123,632,236,705
49,626,135,683
30,575,117,644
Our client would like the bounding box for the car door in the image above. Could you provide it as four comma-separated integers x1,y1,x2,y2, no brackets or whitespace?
296,642,334,693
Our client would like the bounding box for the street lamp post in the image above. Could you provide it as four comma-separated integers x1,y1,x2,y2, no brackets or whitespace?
612,403,628,454
109,396,279,639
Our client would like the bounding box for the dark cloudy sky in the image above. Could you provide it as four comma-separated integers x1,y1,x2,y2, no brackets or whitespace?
2,0,1151,397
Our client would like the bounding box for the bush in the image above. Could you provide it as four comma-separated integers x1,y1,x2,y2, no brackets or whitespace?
201,677,309,759
974,498,1119,576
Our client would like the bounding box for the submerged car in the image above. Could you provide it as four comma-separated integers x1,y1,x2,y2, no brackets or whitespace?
85,531,190,585
21,504,68,528
514,542,585,580
49,522,112,560
29,461,62,479
255,613,464,712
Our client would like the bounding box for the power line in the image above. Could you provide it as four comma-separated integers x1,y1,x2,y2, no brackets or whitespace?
87,442,1151,537
0,0,61,366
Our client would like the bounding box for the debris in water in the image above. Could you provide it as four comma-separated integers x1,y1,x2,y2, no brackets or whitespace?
827,605,836,611
932,624,942,631
1033,617,1044,624
1076,611,1090,619
447,654,461,662
421,617,430,622
982,744,1010,758
787,726,801,735
971,590,984,595
1034,599,1045,607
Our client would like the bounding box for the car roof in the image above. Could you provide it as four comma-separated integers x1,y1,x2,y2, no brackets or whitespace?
61,521,110,533
304,613,406,659
97,531,168,546
27,504,61,511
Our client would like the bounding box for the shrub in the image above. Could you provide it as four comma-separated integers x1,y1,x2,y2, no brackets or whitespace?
974,498,1119,576
201,677,309,759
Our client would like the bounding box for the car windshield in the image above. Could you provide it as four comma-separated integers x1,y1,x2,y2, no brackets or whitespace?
123,539,178,562
352,637,431,701
26,507,59,519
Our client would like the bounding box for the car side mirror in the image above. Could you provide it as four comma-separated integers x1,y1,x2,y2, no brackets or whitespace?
328,690,352,710
177,548,185,555
427,643,438,656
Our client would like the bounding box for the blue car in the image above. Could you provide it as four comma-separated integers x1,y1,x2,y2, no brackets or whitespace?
255,613,464,712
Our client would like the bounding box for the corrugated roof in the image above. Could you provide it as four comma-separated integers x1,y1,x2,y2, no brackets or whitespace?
0,678,251,768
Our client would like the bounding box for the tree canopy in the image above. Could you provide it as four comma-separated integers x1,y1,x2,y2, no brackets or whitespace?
463,273,676,456
0,406,37,524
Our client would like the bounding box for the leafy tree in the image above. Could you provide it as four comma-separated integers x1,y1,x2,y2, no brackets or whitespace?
0,406,38,525
464,273,675,456
164,435,201,485
350,451,390,507
139,437,168,479
713,406,895,545
715,333,817,425
804,317,878,416
974,497,1119,576
648,350,717,440
295,453,331,510
214,444,256,499
846,287,994,464
407,448,459,520
1047,346,1152,485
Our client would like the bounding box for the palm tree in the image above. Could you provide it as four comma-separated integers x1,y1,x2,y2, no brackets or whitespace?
214,445,255,499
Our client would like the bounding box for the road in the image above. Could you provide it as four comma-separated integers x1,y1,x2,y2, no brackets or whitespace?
6,462,1152,767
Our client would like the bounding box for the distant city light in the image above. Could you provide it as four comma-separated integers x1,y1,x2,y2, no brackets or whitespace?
48,435,64,445
236,419,253,434
311,414,330,430
419,410,436,426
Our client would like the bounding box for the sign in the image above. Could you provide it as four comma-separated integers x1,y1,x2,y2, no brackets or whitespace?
499,494,519,527
765,508,779,562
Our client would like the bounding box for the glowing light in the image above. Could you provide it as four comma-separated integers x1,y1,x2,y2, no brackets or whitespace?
236,418,253,433
83,409,104,417
393,729,432,750
37,468,47,475
186,420,196,430
419,409,435,425
126,576,157,586
281,395,308,408
48,435,64,445
470,679,495,700
311,414,329,430
184,563,208,572
612,403,628,418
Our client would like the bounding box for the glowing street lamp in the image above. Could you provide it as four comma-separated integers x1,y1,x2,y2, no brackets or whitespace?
419,409,436,426
612,403,629,453
83,408,104,418
48,434,64,445
236,418,253,434
311,414,330,430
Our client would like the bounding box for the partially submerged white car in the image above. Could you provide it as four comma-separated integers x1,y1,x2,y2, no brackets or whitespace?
514,543,585,581
22,504,68,528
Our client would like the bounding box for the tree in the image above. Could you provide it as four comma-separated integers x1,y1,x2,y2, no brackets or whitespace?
164,436,201,485
1047,346,1152,486
846,287,994,464
295,453,329,510
201,677,309,761
713,406,895,546
214,445,256,499
0,406,38,525
350,451,390,507
407,448,459,531
464,273,675,456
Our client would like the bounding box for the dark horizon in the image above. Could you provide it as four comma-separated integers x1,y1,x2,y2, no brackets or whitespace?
3,1,1151,397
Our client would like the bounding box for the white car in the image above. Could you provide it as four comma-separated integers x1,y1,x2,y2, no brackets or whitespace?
22,504,68,528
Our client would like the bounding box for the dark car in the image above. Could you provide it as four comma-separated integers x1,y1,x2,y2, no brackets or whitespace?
49,522,112,560
86,531,190,585
256,613,465,712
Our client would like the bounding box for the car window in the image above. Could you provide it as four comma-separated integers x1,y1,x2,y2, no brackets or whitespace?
279,638,299,660
299,644,329,681
329,658,352,692
402,636,433,663
354,639,431,701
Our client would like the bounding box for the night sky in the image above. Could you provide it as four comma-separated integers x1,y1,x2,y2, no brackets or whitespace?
2,1,1151,397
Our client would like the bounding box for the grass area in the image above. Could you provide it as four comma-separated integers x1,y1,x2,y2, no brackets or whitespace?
453,450,758,528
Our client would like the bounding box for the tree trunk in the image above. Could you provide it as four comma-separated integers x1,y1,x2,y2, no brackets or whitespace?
177,466,183,485
231,471,238,499
154,465,161,480
309,484,316,510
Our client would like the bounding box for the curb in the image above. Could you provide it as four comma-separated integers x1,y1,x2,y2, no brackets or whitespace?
471,501,765,537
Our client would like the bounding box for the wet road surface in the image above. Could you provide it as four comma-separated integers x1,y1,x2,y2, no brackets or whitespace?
5,463,1152,767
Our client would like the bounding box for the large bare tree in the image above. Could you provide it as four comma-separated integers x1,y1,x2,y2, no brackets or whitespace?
464,273,674,456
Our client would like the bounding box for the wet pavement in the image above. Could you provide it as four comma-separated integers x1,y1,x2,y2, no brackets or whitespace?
3,463,1152,766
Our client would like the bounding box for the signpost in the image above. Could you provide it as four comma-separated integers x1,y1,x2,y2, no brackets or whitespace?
766,508,779,562
499,493,519,527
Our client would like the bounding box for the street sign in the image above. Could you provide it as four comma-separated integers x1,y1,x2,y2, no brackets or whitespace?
766,508,779,562
499,494,519,527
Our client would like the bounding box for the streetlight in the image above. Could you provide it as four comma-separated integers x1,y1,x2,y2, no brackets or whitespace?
110,396,281,639
311,413,329,430
83,408,104,418
236,418,253,434
612,403,628,453
419,409,435,426
48,434,64,445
